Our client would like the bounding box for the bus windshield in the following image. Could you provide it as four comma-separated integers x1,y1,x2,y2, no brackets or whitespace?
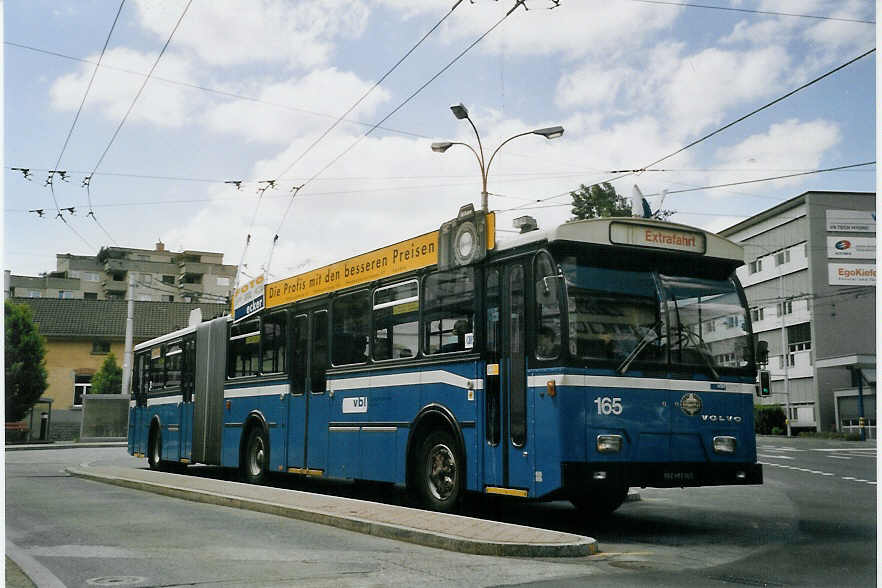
560,254,753,376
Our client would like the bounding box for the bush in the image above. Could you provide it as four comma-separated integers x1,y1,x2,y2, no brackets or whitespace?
5,300,48,422
91,352,123,395
754,404,786,434
770,426,785,436
797,431,863,441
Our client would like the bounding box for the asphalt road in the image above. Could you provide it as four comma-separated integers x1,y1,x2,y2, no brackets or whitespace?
5,436,877,587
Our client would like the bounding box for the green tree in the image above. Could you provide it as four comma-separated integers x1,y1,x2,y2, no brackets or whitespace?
570,182,632,220
5,300,48,422
91,352,123,395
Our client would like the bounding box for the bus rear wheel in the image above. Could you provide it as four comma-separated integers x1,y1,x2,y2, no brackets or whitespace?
570,484,629,518
147,425,162,471
416,430,463,512
242,426,269,484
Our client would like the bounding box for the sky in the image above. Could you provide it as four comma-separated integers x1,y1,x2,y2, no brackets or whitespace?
3,0,877,283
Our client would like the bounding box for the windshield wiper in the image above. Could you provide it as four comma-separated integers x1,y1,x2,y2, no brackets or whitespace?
616,321,661,375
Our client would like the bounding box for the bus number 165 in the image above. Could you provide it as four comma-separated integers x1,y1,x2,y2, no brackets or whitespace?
594,396,623,416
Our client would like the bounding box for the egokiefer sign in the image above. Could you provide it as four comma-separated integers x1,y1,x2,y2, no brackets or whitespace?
231,274,265,321
828,263,876,285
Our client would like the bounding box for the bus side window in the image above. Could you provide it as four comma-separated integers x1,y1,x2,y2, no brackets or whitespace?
332,292,370,366
486,268,500,445
261,312,287,375
165,342,182,387
312,310,329,393
228,320,260,378
423,267,476,355
149,346,164,390
373,280,419,361
534,251,562,359
292,314,308,394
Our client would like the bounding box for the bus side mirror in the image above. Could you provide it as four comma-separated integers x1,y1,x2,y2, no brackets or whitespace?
536,276,560,307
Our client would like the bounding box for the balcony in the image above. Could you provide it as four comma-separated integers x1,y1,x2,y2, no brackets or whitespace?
178,261,211,277
101,278,127,293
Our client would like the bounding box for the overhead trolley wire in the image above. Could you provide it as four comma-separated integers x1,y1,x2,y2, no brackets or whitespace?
232,0,468,286
5,40,433,141
627,0,875,25
85,0,193,181
265,0,530,275
500,46,877,214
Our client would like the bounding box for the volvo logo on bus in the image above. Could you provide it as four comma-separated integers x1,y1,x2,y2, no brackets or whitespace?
680,392,702,416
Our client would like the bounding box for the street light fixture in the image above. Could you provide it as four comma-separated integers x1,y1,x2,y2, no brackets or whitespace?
433,103,564,212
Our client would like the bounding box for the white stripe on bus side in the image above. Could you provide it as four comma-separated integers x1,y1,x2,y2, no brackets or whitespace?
329,369,483,392
146,394,183,406
224,384,289,399
526,374,755,395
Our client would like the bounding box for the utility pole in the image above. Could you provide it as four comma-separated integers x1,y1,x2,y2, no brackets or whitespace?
121,273,135,396
777,273,792,437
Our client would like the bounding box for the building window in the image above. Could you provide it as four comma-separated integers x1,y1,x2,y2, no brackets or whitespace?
162,295,173,302
84,292,98,300
28,290,41,298
777,300,793,317
774,249,791,266
73,375,92,406
143,274,152,284
748,259,763,274
216,277,230,287
58,291,73,299
92,340,110,354
82,272,100,282
706,319,716,332
138,295,152,301
751,307,764,322
162,275,175,285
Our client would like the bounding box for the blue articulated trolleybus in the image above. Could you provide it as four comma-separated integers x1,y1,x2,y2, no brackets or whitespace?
129,205,762,514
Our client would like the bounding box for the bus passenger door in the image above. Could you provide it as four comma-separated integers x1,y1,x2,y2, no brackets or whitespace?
287,314,308,470
180,334,196,461
484,262,533,493
287,309,329,474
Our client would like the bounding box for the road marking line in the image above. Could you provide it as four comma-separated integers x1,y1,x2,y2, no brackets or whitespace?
843,476,857,480
758,454,795,460
827,456,851,459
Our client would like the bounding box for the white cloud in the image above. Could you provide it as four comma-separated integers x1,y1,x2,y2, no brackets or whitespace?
711,118,841,187
376,0,682,58
133,0,370,69
49,48,201,128
202,69,391,144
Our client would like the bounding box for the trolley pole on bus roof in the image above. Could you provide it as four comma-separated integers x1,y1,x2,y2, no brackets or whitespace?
431,103,564,213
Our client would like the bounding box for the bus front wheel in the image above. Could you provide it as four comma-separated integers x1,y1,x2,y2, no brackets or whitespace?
570,485,629,518
416,430,463,512
242,426,269,484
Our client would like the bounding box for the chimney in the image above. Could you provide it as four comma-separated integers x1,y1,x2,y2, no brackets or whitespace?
155,240,165,252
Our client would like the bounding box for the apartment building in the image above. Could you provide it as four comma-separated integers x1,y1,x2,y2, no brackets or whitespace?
7,241,236,303
720,191,876,436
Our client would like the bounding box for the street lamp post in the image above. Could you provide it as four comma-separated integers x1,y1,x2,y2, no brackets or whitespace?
431,103,564,212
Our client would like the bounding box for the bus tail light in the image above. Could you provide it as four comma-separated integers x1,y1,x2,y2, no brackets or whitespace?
546,380,556,397
596,434,623,453
713,436,737,454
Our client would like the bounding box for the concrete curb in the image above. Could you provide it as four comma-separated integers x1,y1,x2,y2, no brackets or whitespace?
66,466,598,558
6,442,128,451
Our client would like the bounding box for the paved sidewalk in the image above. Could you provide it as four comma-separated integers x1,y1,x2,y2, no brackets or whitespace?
67,465,597,558
6,441,128,451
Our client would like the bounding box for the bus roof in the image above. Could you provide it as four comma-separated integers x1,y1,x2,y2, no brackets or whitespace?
496,217,744,264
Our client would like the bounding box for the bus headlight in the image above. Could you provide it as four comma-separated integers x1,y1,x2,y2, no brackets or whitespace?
713,436,737,454
596,434,623,453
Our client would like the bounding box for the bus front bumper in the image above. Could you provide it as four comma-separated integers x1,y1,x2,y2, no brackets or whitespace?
562,461,763,490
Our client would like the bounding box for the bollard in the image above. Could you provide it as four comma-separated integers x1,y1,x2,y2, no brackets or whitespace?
39,412,49,441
